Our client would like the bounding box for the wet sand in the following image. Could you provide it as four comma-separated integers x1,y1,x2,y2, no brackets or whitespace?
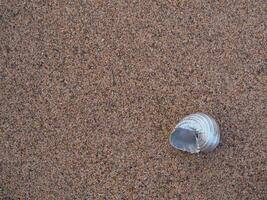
0,1,266,199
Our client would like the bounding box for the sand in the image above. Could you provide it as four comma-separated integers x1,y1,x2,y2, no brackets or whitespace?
0,0,266,199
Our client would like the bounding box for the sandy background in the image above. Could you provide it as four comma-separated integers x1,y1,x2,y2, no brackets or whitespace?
0,0,266,199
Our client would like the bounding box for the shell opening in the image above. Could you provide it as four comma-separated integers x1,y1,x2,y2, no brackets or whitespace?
170,128,200,153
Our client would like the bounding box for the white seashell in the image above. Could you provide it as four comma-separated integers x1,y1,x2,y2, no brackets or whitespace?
169,113,220,153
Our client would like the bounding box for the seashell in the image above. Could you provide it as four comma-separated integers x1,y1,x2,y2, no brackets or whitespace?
169,113,220,153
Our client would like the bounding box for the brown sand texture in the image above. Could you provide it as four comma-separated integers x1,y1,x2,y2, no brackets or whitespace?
0,0,266,199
